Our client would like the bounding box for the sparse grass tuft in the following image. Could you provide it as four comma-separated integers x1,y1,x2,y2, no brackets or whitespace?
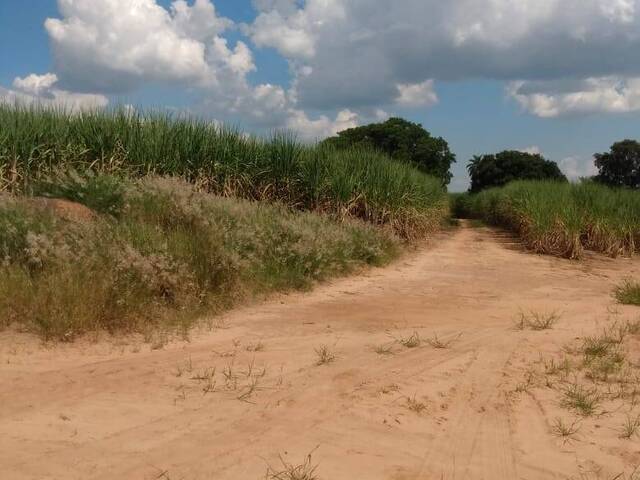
314,345,336,366
620,414,640,439
616,280,640,306
561,382,602,416
373,343,395,355
397,331,422,349
405,394,428,414
551,417,581,443
516,310,561,331
426,333,461,349
264,450,320,480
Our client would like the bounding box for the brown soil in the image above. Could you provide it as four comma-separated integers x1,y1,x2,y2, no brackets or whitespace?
31,197,97,222
2,222,640,479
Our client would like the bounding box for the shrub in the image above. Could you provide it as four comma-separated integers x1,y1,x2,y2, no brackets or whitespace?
0,177,400,339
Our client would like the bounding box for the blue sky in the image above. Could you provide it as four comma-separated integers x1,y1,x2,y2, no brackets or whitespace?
2,0,640,191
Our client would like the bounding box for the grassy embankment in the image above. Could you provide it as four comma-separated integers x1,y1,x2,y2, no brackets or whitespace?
0,106,448,340
452,181,640,259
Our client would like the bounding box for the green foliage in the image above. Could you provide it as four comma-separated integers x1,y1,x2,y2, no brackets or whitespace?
322,117,456,186
0,105,448,239
615,280,640,306
459,180,640,259
31,169,127,216
595,139,640,189
0,178,401,340
467,150,567,193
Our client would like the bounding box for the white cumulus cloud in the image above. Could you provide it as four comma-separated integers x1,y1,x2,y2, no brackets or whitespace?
1,73,108,111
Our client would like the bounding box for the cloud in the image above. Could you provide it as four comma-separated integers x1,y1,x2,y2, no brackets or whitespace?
559,156,599,180
44,0,245,93
396,81,438,108
286,108,358,140
1,73,108,111
518,146,542,155
247,0,640,112
508,77,640,117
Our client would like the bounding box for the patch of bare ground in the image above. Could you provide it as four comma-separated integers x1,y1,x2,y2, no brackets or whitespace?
2,221,640,479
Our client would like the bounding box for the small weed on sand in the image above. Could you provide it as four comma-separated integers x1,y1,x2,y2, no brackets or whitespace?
516,310,561,331
551,417,581,443
615,280,640,306
264,449,320,480
561,382,601,416
315,345,336,366
405,394,428,414
397,331,421,349
620,414,640,439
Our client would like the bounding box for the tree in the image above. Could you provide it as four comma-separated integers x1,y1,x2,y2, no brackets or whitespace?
594,140,640,189
467,150,567,193
322,117,456,186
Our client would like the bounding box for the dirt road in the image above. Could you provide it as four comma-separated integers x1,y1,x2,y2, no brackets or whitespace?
2,223,640,479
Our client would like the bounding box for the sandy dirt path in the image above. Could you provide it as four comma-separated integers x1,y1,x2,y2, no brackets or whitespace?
2,222,640,480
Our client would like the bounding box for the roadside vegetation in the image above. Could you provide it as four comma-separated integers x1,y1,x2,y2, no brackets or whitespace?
453,181,640,259
0,105,448,240
0,176,401,340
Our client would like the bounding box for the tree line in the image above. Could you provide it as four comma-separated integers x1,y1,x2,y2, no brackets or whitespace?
324,117,640,193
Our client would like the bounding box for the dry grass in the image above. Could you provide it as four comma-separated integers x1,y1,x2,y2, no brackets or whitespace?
551,417,581,443
264,450,320,480
0,177,401,340
405,394,428,414
516,310,561,331
397,331,422,349
620,414,640,440
314,345,336,366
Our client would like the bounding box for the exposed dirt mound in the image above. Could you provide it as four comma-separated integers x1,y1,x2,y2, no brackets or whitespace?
31,197,97,222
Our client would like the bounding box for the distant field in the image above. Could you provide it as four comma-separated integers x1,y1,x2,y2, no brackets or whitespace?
0,105,448,240
452,181,640,259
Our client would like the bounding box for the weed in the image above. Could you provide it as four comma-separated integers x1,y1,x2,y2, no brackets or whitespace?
551,417,581,442
397,331,421,349
426,333,460,349
405,394,428,414
516,310,561,331
620,414,640,439
264,449,320,480
247,341,266,353
561,382,602,416
373,343,395,355
314,345,336,366
616,280,640,306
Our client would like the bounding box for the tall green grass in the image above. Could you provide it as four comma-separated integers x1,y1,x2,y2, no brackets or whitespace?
0,105,447,239
455,181,640,259
0,177,400,340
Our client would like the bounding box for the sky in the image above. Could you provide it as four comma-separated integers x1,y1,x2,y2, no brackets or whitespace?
2,1,640,191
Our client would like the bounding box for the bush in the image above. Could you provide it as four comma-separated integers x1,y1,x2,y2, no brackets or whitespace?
0,177,400,340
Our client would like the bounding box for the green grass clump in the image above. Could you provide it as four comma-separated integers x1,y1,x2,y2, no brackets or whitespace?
615,280,640,306
0,105,448,239
0,177,400,340
457,181,640,259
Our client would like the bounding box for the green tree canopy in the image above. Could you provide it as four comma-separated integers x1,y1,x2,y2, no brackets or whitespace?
467,150,567,193
322,117,455,186
594,140,640,189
